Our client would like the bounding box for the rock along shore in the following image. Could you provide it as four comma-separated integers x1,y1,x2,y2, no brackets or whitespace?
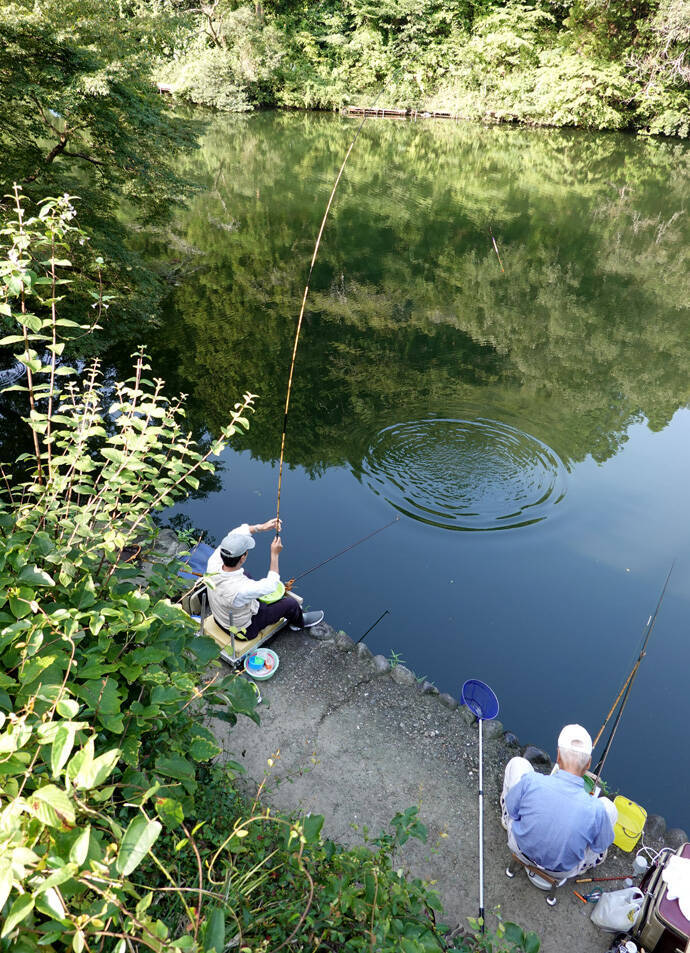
205,622,686,953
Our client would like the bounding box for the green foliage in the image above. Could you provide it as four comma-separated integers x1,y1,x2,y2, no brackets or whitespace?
145,767,450,952
450,913,540,952
0,191,260,949
0,0,203,324
148,0,690,136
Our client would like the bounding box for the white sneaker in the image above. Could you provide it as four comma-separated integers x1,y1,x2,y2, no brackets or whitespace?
290,610,324,631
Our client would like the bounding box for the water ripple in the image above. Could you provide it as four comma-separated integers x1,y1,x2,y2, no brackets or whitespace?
359,417,567,531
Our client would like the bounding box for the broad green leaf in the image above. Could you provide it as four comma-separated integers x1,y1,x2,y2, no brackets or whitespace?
503,923,524,945
1,894,34,938
18,564,55,587
100,448,126,465
0,335,30,345
189,734,221,762
71,575,96,610
524,932,540,953
74,746,120,790
27,784,76,828
136,892,154,919
51,722,77,776
35,864,78,896
21,654,59,685
73,677,122,720
121,735,141,767
155,797,184,829
9,587,35,619
152,599,187,624
35,886,67,922
0,858,13,912
116,815,162,876
56,698,80,718
189,636,220,664
0,721,32,755
303,814,324,844
69,827,90,865
204,908,225,953
154,754,195,781
67,737,93,783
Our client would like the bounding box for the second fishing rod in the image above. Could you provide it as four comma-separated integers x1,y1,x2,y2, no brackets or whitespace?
590,560,675,790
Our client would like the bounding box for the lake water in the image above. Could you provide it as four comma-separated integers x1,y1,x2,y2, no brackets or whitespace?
124,111,690,828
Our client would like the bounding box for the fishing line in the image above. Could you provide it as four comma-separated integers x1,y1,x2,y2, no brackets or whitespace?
591,560,675,786
291,515,400,583
274,77,400,529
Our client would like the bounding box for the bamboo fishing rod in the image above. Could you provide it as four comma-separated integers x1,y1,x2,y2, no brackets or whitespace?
274,90,390,531
591,560,675,788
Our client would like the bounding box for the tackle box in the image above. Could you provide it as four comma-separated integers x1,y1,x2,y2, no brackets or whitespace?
633,842,690,952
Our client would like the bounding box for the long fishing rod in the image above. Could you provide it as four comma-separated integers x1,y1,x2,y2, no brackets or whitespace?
591,561,675,787
291,515,400,583
274,84,394,530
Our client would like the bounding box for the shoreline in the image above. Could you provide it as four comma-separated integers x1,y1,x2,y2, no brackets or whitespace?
204,619,687,953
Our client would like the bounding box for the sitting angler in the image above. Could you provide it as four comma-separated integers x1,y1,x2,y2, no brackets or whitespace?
501,724,618,878
206,518,324,639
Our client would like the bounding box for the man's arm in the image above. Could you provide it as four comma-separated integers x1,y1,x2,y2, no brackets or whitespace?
588,801,616,853
220,535,283,605
504,774,529,820
269,535,282,575
248,518,281,535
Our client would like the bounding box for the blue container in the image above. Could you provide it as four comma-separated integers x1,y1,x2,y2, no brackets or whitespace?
247,654,264,673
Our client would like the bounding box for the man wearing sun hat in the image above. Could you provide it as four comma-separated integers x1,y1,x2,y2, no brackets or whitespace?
499,724,618,877
205,519,324,639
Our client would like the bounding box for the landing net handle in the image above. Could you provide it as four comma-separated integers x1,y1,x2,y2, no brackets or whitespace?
461,679,499,932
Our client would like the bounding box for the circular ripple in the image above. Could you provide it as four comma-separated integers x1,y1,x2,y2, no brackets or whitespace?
359,417,567,531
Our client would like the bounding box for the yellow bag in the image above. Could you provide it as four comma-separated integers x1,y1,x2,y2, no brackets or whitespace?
613,796,647,852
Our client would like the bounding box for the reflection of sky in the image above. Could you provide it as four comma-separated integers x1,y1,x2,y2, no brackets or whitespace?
169,407,690,828
566,410,690,591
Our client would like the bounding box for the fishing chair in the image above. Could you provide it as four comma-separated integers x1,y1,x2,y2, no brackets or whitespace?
505,849,568,906
179,581,298,669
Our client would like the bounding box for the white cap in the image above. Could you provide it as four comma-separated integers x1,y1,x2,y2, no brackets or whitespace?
557,724,593,756
219,529,255,557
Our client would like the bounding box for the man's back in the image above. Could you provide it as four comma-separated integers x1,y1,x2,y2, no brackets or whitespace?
505,769,615,872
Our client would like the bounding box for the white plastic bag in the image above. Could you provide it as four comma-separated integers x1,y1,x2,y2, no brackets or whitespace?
590,887,645,933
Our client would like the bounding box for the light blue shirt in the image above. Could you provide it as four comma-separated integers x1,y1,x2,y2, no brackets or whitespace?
505,769,615,872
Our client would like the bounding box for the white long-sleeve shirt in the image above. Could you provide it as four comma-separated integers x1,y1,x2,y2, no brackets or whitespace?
205,524,279,630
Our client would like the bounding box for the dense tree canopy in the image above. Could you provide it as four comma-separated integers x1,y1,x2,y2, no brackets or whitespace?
157,0,690,136
0,1,201,322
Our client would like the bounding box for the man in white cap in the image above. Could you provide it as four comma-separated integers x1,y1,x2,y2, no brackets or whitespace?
500,724,618,877
205,518,324,639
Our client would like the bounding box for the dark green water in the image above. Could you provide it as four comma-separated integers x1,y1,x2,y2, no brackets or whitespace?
133,112,690,827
